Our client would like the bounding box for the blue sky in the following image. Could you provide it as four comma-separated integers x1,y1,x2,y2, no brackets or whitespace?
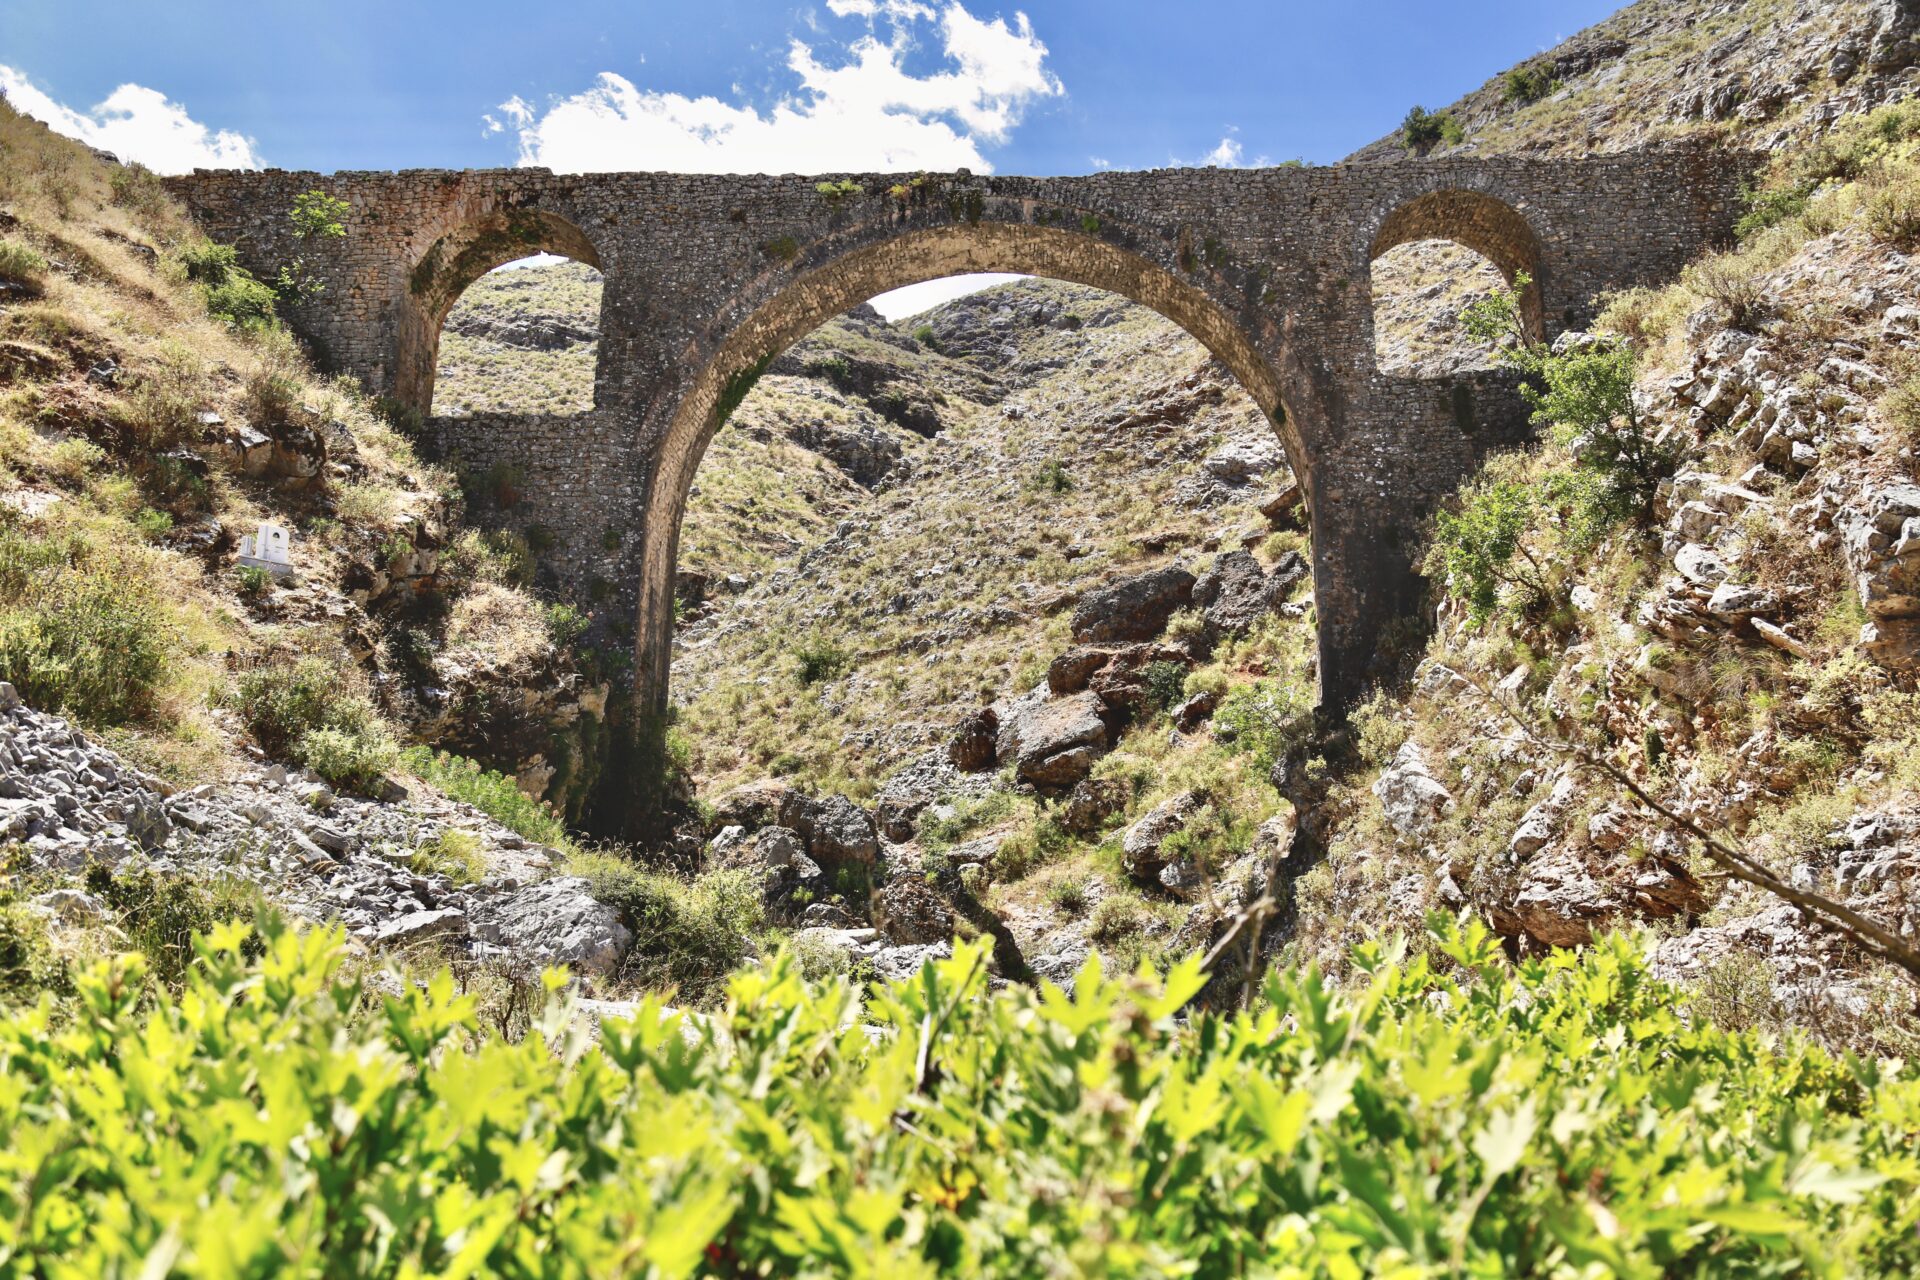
0,0,1621,313
4,1,1619,173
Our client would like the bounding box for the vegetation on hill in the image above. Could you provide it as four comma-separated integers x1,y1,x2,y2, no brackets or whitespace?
1351,0,1920,161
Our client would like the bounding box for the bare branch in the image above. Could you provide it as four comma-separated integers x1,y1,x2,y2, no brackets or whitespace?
1442,664,1920,986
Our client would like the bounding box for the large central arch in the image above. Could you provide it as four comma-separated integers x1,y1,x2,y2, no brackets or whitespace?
630,219,1311,713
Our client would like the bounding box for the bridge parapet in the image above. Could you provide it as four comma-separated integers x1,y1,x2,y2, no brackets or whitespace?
165,148,1758,715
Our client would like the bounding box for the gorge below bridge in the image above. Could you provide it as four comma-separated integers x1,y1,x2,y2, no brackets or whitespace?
166,149,1757,720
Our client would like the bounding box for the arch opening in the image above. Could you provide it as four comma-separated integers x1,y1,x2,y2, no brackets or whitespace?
636,221,1315,722
1369,240,1512,377
1367,189,1544,375
396,208,606,418
662,260,1315,801
434,254,604,418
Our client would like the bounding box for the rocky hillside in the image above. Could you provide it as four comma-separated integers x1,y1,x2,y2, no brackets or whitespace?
0,99,641,995
1351,0,1919,160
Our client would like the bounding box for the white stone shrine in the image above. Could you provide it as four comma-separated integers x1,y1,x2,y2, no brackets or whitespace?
236,519,294,576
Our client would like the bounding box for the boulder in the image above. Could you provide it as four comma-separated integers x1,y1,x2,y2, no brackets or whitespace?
1048,646,1120,696
996,691,1110,788
753,826,805,869
1064,777,1128,835
1201,436,1283,483
1070,566,1196,643
267,418,327,486
710,779,789,832
1500,850,1615,948
1191,550,1307,639
470,877,632,977
1372,741,1452,838
1174,689,1218,732
374,907,469,947
875,876,955,945
1509,768,1576,857
798,902,863,930
947,706,999,771
781,792,879,869
1259,480,1304,525
1121,790,1206,886
1087,645,1192,714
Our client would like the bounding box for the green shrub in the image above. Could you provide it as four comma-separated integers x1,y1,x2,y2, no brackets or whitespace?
0,527,168,726
1401,105,1464,150
912,323,937,349
82,861,265,990
0,238,49,290
542,602,589,648
1088,890,1150,944
1214,677,1313,771
178,240,279,329
1429,476,1548,624
792,633,852,686
412,829,487,886
131,507,173,542
233,564,273,598
107,163,169,218
294,725,399,795
803,355,853,389
1501,64,1557,105
1736,182,1813,240
1044,875,1090,915
0,916,1918,1273
1866,172,1920,249
231,658,397,793
1463,270,1673,530
0,904,69,1005
567,850,758,1004
1029,459,1073,494
1881,374,1920,445
400,746,570,848
1143,659,1191,714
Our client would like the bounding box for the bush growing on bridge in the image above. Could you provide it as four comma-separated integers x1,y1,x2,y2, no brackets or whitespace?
2,913,1917,1275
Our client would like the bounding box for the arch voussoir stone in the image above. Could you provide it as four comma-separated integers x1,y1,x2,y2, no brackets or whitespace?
165,150,1759,756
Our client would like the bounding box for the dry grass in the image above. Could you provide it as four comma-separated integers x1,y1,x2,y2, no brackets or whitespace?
445,582,551,666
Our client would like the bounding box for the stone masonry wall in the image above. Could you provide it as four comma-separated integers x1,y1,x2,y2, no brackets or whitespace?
165,147,1759,715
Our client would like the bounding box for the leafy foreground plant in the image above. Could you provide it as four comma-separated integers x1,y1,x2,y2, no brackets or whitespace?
2,915,1917,1276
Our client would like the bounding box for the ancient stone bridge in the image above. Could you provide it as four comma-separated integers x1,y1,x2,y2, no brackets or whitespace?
165,152,1754,716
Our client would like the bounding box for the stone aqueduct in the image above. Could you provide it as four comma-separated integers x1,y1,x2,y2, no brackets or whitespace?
165,151,1755,717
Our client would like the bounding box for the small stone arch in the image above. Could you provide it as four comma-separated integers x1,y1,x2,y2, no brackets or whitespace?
1367,188,1545,348
630,218,1304,711
396,207,606,416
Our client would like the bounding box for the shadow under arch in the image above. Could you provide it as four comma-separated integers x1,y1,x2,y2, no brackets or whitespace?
632,218,1307,713
1367,188,1546,347
395,207,606,417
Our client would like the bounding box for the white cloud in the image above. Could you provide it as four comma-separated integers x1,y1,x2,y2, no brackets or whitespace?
0,65,259,173
1089,155,1111,170
827,0,935,19
1177,128,1270,170
868,271,1024,320
500,2,1061,174
1202,135,1243,167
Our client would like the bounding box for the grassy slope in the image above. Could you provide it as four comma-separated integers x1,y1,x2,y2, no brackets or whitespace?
0,101,574,796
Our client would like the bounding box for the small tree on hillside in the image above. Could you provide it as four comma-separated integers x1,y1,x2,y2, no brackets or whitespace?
277,189,349,302
1462,270,1675,528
